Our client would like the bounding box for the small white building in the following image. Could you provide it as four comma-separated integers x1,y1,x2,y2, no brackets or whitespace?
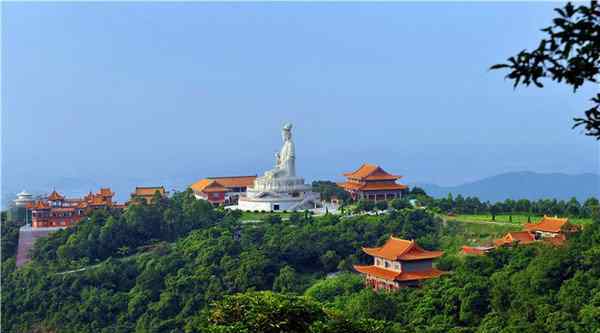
14,190,34,207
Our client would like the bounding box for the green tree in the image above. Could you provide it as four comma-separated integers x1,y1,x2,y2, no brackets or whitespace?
390,198,411,210
356,199,374,212
207,291,325,333
375,200,389,211
340,289,398,322
273,265,300,294
304,273,363,303
492,1,600,139
320,250,341,272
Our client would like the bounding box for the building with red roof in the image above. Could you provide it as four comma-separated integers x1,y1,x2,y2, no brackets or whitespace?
461,245,495,256
191,175,257,205
130,186,167,204
31,188,120,228
354,236,444,290
494,215,578,248
339,164,407,201
494,231,536,247
524,215,579,237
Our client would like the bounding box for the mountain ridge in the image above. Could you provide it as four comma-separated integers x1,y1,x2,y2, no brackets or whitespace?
414,171,599,202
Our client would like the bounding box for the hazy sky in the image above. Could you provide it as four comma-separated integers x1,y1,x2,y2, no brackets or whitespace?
2,2,598,201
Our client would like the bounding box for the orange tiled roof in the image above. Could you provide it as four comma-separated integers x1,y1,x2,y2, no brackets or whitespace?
202,185,228,193
353,265,444,282
362,236,443,261
48,190,64,201
133,186,166,197
524,215,570,233
98,188,114,197
494,231,535,247
33,200,50,210
191,179,215,192
191,179,229,193
340,182,407,191
207,176,257,188
461,246,494,255
343,164,401,181
87,194,109,206
361,183,408,191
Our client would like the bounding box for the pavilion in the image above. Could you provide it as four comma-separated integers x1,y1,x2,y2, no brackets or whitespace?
354,236,444,290
339,163,407,201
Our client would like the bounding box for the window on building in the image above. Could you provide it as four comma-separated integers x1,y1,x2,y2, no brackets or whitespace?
273,204,280,211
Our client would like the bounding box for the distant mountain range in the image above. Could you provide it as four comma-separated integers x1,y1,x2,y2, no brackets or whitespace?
415,171,599,202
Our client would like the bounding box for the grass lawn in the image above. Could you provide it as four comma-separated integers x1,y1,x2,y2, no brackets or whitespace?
447,213,592,225
239,211,293,221
439,219,520,254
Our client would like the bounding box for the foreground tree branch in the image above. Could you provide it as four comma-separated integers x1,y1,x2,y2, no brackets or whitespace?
492,1,600,139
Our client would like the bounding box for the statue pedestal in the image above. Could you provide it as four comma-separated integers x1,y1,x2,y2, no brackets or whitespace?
237,176,319,212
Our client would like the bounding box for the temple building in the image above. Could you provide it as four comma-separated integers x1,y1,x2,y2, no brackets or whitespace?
130,186,167,204
523,215,579,239
30,188,117,228
494,216,577,247
493,231,536,247
339,164,407,201
354,236,444,290
191,176,257,206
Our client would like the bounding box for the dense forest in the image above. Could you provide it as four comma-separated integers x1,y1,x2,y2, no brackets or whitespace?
2,188,600,332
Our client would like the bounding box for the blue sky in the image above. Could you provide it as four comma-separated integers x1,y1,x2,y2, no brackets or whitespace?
2,2,598,202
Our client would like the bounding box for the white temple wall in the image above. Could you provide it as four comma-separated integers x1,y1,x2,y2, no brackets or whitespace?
237,199,301,212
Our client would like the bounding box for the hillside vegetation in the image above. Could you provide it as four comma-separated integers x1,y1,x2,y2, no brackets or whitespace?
2,189,599,332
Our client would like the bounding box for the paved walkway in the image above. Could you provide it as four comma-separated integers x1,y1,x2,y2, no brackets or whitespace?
16,225,66,267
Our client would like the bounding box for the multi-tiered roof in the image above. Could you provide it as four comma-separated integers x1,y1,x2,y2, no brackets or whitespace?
340,164,407,192
354,236,444,284
29,188,119,228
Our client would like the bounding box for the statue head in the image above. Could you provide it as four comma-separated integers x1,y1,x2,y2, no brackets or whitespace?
282,123,292,141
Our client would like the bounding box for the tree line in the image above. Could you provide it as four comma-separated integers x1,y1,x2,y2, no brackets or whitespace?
428,194,599,219
311,180,599,219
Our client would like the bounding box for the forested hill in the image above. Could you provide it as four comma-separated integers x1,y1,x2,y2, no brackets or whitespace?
418,171,599,202
2,190,600,332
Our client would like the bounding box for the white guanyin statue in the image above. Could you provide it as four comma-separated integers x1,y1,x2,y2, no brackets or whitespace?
264,123,296,179
236,122,319,211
